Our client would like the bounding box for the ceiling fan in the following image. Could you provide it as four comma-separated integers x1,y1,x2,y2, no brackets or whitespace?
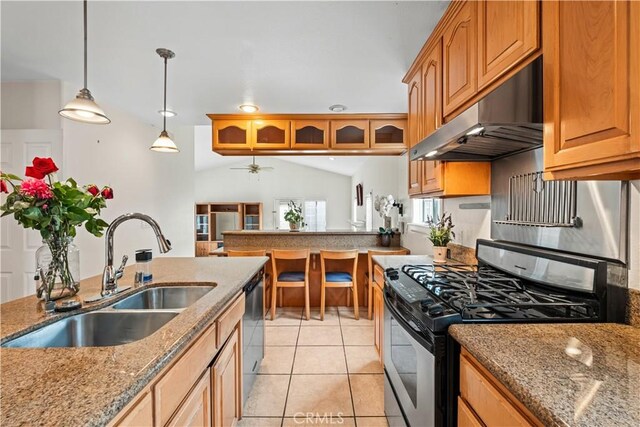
230,156,274,174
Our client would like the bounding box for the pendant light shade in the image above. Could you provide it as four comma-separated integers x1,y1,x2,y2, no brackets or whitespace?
150,48,178,153
59,0,110,124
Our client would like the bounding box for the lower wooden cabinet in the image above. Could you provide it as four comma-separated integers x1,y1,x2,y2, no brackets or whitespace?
212,329,241,427
458,348,541,427
112,293,246,427
372,265,385,363
168,372,212,427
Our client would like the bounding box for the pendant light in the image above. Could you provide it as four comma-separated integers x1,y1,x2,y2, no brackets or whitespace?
59,0,110,124
150,48,179,153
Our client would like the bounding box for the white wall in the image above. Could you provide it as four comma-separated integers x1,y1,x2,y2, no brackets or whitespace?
1,80,62,129
351,156,401,230
195,158,351,230
629,180,640,290
61,82,195,278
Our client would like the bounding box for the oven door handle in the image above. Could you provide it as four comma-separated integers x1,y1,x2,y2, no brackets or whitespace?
384,292,436,354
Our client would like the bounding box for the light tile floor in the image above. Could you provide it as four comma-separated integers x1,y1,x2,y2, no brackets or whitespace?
241,306,388,427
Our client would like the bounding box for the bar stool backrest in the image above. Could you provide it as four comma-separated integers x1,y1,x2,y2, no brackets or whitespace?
271,249,310,281
320,249,359,279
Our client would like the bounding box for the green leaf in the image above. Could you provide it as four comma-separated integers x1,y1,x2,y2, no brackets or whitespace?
23,207,43,220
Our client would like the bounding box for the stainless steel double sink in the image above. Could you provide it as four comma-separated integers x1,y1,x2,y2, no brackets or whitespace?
2,285,215,349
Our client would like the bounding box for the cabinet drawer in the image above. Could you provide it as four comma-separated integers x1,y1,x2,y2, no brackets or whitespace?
457,396,483,427
216,293,245,347
167,371,211,427
154,322,218,426
460,353,533,427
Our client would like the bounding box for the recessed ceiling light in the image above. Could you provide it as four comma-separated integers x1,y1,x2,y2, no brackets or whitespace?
329,104,347,112
158,109,177,117
329,157,335,161
239,104,259,113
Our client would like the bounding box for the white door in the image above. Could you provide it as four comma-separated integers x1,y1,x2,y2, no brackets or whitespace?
0,129,63,303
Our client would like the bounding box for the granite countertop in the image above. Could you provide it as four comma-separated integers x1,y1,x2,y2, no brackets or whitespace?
214,246,408,255
0,257,267,427
450,323,640,427
223,229,380,235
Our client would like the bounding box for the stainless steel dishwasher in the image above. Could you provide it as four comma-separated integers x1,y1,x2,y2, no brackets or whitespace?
242,268,264,404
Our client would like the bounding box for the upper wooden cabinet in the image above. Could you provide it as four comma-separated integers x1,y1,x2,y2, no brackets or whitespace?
209,114,406,155
407,69,423,196
543,0,640,180
251,120,290,150
213,120,252,150
421,161,443,194
477,0,540,90
419,161,490,198
422,40,443,139
291,120,329,150
442,0,477,118
370,119,406,150
409,158,422,196
331,120,370,150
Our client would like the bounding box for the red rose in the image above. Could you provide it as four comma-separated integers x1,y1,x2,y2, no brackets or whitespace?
87,185,100,196
101,187,114,199
25,157,58,179
0,180,7,194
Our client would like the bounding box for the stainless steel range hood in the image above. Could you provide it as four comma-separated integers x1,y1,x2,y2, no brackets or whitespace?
410,57,543,162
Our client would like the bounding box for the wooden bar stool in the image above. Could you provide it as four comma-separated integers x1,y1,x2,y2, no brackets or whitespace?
271,249,311,321
365,249,408,320
320,249,359,321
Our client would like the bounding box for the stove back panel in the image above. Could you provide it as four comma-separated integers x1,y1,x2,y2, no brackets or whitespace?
491,148,628,263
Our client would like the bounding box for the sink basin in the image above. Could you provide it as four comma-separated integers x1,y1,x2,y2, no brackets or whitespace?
111,286,214,310
2,311,178,348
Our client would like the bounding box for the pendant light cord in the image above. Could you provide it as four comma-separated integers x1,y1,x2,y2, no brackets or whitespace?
83,0,88,90
163,57,168,131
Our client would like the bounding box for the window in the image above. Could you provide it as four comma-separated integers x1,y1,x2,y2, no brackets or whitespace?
304,200,326,231
365,193,373,231
274,199,326,231
412,198,442,224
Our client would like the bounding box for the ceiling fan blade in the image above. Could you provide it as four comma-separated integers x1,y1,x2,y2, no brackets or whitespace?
230,167,251,170
259,167,274,171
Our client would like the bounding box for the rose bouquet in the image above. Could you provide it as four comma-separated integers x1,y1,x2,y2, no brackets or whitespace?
1,157,113,300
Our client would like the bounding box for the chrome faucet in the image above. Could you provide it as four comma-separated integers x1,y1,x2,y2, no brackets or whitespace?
101,213,172,297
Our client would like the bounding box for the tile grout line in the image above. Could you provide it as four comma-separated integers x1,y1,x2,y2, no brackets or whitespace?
338,306,359,427
278,310,302,427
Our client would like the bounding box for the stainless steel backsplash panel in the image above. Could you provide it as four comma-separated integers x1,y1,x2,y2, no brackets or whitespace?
491,149,628,262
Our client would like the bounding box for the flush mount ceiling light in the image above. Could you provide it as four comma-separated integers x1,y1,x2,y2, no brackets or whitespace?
329,104,347,113
59,0,110,124
150,48,179,153
157,109,177,117
239,104,259,113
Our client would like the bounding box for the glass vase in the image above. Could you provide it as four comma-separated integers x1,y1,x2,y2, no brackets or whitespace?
35,236,80,301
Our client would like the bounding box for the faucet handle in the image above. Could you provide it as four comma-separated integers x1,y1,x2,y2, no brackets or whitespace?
115,255,128,279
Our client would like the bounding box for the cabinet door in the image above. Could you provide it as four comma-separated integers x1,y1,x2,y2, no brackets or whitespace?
291,120,329,150
442,0,477,118
251,120,290,149
408,158,422,196
373,284,383,363
422,40,443,139
113,392,153,427
369,119,406,150
477,0,539,90
543,0,640,179
212,328,241,427
195,242,210,257
213,120,252,150
421,161,444,194
330,120,370,149
168,372,211,427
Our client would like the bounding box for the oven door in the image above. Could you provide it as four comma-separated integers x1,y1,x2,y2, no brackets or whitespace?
384,297,438,427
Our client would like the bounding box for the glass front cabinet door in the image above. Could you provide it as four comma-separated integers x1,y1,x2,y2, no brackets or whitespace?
291,120,329,150
213,120,252,150
250,120,291,150
330,120,370,150
370,119,406,150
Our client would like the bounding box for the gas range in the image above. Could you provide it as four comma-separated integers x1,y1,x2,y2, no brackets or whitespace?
384,239,606,334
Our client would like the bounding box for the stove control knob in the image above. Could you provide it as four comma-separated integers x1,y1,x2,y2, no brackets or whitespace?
427,303,445,316
420,298,435,311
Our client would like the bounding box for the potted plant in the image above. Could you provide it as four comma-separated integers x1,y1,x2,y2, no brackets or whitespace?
426,213,455,263
283,200,305,231
1,157,112,301
378,227,395,247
